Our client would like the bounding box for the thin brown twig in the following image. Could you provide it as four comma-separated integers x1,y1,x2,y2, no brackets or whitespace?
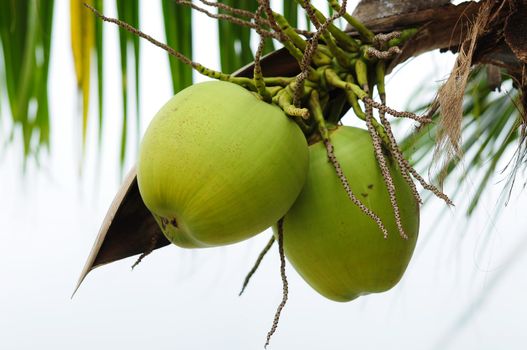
303,0,321,29
377,94,423,204
254,5,266,76
265,218,288,349
378,98,452,205
131,235,158,270
86,4,195,65
365,103,408,239
199,0,313,38
404,158,454,205
199,0,314,39
175,0,280,40
252,4,273,101
238,235,275,296
373,31,401,47
198,0,256,19
363,96,433,124
309,90,388,237
84,4,257,88
295,28,316,37
323,138,389,238
366,46,402,60
197,0,278,36
259,0,290,43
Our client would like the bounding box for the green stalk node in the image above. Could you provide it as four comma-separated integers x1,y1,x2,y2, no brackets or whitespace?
325,69,367,99
354,59,369,91
388,28,418,47
309,90,329,140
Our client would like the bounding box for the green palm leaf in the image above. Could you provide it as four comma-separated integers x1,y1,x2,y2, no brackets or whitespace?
0,0,54,163
94,0,104,147
162,0,193,94
116,0,140,169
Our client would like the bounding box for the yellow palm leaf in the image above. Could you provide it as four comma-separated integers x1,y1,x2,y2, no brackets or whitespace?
70,0,94,149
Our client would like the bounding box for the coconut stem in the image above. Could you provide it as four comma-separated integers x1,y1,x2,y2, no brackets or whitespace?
238,235,275,296
355,59,369,92
273,89,311,134
274,88,310,119
325,69,368,98
263,76,296,86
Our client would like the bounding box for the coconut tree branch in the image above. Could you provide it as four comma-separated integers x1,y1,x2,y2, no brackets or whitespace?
350,0,525,77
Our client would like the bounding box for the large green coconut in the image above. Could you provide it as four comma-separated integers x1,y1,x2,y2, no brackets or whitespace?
276,126,419,302
138,81,308,248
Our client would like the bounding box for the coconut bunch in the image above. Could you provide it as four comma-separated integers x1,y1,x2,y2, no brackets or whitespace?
86,0,453,346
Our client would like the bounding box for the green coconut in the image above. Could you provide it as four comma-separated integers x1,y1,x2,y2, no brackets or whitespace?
138,81,309,248
276,126,419,302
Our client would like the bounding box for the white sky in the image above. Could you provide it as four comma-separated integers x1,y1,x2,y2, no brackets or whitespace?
1,1,527,349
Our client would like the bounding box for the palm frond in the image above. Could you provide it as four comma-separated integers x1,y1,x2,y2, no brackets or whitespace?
94,0,104,147
217,0,256,73
162,0,193,94
283,2,299,29
0,0,54,163
71,0,95,155
116,0,140,170
36,0,54,149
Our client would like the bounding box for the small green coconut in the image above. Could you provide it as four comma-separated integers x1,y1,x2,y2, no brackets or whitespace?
276,126,419,302
138,81,308,248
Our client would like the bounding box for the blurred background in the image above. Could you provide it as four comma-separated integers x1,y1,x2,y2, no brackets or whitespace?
1,1,526,349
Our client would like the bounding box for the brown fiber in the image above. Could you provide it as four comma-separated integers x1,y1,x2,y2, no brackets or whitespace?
433,1,492,183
